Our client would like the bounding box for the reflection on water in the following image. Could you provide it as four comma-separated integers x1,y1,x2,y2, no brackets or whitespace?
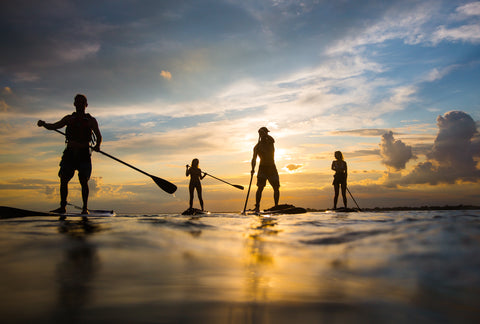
245,217,277,303
55,220,102,322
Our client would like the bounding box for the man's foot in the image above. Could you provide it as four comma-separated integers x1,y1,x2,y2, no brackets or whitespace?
81,208,89,215
50,206,66,214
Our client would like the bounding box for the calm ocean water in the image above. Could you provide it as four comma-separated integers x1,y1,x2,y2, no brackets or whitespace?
1,209,480,323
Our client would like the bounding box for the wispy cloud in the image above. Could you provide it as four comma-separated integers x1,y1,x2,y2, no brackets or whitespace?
432,24,480,45
454,2,480,17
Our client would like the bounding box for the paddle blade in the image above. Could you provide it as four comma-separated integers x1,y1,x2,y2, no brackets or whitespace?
151,176,177,194
234,185,244,190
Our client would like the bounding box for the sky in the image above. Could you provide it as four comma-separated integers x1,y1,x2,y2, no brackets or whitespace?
1,0,479,213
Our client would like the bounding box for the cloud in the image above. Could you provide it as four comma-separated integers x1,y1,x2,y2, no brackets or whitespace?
160,70,172,80
13,72,40,83
379,131,414,170
89,177,102,197
55,42,100,62
332,129,392,137
326,1,436,54
391,111,480,185
424,65,460,82
284,164,303,173
2,87,12,95
432,24,480,45
326,1,480,54
455,2,480,17
0,99,10,112
140,121,157,128
428,110,479,167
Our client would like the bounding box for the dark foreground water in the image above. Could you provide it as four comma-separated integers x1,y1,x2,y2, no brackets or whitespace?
1,209,480,323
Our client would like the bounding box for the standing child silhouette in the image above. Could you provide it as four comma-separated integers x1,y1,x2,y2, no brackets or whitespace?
186,159,206,211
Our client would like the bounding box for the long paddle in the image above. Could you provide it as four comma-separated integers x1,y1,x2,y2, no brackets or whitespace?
205,172,244,190
242,170,254,214
51,129,177,194
187,166,243,190
346,187,361,211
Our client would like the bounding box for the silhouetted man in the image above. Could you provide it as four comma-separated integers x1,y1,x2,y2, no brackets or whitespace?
37,94,102,215
251,127,280,212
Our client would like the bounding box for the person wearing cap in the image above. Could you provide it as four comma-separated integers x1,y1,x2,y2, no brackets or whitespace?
251,127,280,212
37,94,102,215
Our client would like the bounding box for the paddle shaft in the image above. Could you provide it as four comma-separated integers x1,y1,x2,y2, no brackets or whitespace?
186,165,243,190
346,187,361,211
242,171,254,214
67,202,113,213
205,173,244,190
53,129,154,178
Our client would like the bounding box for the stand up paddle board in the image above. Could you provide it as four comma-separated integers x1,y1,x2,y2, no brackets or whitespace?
0,206,115,219
181,208,208,216
246,204,307,216
50,209,116,218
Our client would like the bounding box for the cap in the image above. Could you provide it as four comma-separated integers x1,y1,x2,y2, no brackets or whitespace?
258,127,270,133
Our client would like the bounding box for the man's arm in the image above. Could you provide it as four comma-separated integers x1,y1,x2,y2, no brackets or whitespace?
37,115,70,130
90,118,102,151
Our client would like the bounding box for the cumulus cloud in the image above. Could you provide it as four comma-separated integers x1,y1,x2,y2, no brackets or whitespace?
89,177,102,197
380,131,414,170
428,111,479,168
392,111,480,185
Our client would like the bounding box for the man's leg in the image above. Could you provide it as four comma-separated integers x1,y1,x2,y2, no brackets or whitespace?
52,170,73,214
267,169,280,207
273,186,280,206
78,161,92,215
54,177,69,214
79,176,89,214
255,184,265,212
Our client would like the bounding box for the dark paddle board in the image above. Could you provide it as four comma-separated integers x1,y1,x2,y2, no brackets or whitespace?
181,208,208,216
247,204,307,216
0,206,115,219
